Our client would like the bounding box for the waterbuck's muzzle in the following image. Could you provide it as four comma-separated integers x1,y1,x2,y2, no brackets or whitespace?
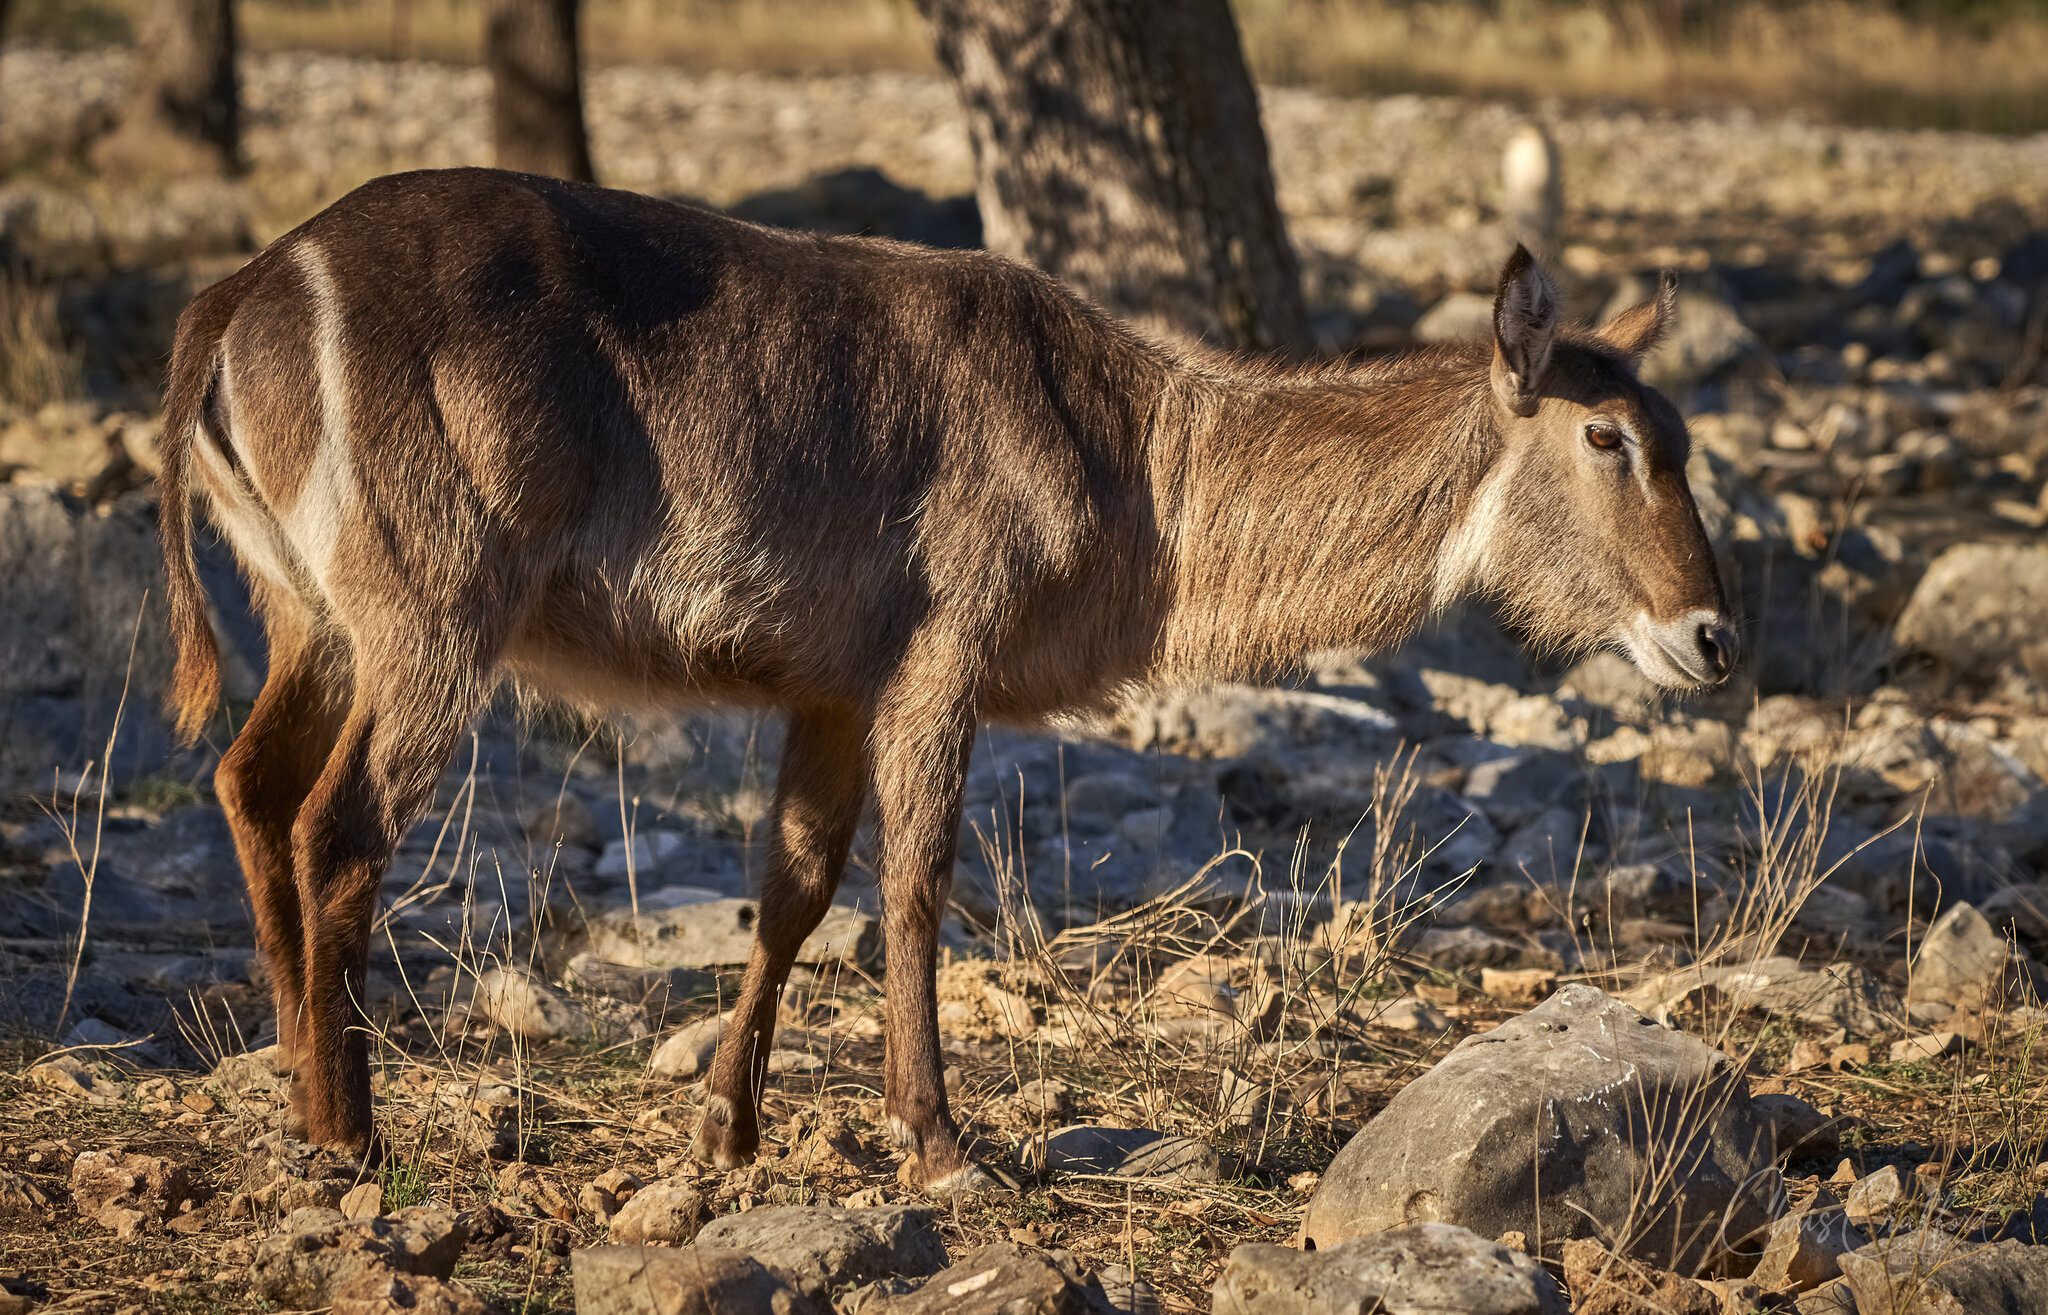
1624,608,1740,689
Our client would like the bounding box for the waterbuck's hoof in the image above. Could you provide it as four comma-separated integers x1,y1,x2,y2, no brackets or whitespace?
918,1161,1015,1201
307,1129,387,1178
692,1094,759,1170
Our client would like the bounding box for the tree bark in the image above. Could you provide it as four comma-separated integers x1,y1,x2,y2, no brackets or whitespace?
487,0,595,183
918,0,1308,354
93,0,240,177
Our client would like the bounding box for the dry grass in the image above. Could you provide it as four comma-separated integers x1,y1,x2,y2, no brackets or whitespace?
18,0,2048,133
0,263,83,409
8,701,2048,1311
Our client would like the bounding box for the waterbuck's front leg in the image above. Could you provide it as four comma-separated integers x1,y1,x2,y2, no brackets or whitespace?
694,707,869,1169
867,672,981,1192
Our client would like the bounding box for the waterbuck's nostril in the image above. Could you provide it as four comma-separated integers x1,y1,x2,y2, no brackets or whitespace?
1697,622,1736,680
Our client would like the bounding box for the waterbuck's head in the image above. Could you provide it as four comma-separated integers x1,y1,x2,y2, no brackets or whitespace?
1467,245,1737,690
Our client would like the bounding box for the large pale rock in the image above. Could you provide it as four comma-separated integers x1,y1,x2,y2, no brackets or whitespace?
249,1206,468,1308
584,894,877,970
1895,543,2048,684
572,1246,823,1315
1214,1225,1566,1315
692,1204,948,1303
1301,985,1780,1272
867,1243,1111,1314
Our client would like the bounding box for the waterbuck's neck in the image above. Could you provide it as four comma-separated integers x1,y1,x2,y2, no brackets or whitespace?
1146,348,1503,684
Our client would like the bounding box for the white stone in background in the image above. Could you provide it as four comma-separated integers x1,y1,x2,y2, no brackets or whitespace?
584,894,877,970
1896,543,2048,685
1909,900,2042,1011
474,966,590,1041
649,1013,728,1078
594,829,688,880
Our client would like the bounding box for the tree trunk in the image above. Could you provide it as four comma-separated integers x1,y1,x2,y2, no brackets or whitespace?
918,0,1308,354
93,0,240,177
487,0,594,183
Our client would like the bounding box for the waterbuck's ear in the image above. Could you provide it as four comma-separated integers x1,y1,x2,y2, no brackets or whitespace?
1490,244,1558,417
1597,269,1678,364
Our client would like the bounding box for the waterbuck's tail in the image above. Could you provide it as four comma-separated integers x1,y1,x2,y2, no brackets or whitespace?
159,284,241,745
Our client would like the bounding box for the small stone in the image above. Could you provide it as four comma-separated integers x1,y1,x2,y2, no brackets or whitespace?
523,794,600,850
606,1179,703,1245
1751,1196,1867,1293
475,966,591,1041
1029,1126,1222,1183
1754,1093,1839,1163
207,1047,287,1100
1909,901,2040,1012
1480,967,1557,1004
338,1182,383,1220
28,1056,123,1103
578,1168,642,1224
584,896,877,970
1845,1166,1907,1226
1095,1262,1161,1315
1890,1032,1963,1063
650,1014,728,1078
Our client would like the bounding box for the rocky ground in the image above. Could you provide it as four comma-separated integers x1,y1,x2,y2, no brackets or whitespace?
3,43,2048,1315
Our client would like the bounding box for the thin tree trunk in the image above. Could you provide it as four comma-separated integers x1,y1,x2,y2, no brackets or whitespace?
918,0,1308,354
92,0,240,178
487,0,594,184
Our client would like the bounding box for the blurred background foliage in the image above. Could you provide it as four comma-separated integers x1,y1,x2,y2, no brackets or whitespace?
13,0,2048,133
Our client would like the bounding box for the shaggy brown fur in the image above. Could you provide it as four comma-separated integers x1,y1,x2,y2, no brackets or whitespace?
158,168,1730,1188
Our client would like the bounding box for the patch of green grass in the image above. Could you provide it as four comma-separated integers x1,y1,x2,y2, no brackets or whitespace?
122,773,208,814
381,1158,432,1210
1853,1058,1951,1095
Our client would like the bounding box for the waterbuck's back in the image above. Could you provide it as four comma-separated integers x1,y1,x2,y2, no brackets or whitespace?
177,168,1167,718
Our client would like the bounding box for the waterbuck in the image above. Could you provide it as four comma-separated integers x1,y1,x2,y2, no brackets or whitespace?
158,168,1734,1192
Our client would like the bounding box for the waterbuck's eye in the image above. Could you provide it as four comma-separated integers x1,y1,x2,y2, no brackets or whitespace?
1584,422,1626,452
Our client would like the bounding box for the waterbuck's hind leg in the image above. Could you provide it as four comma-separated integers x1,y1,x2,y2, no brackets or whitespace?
694,706,869,1170
289,638,495,1156
210,602,348,1137
868,666,978,1190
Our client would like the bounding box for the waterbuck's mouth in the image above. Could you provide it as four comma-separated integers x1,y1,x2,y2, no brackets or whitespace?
1616,610,1736,690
